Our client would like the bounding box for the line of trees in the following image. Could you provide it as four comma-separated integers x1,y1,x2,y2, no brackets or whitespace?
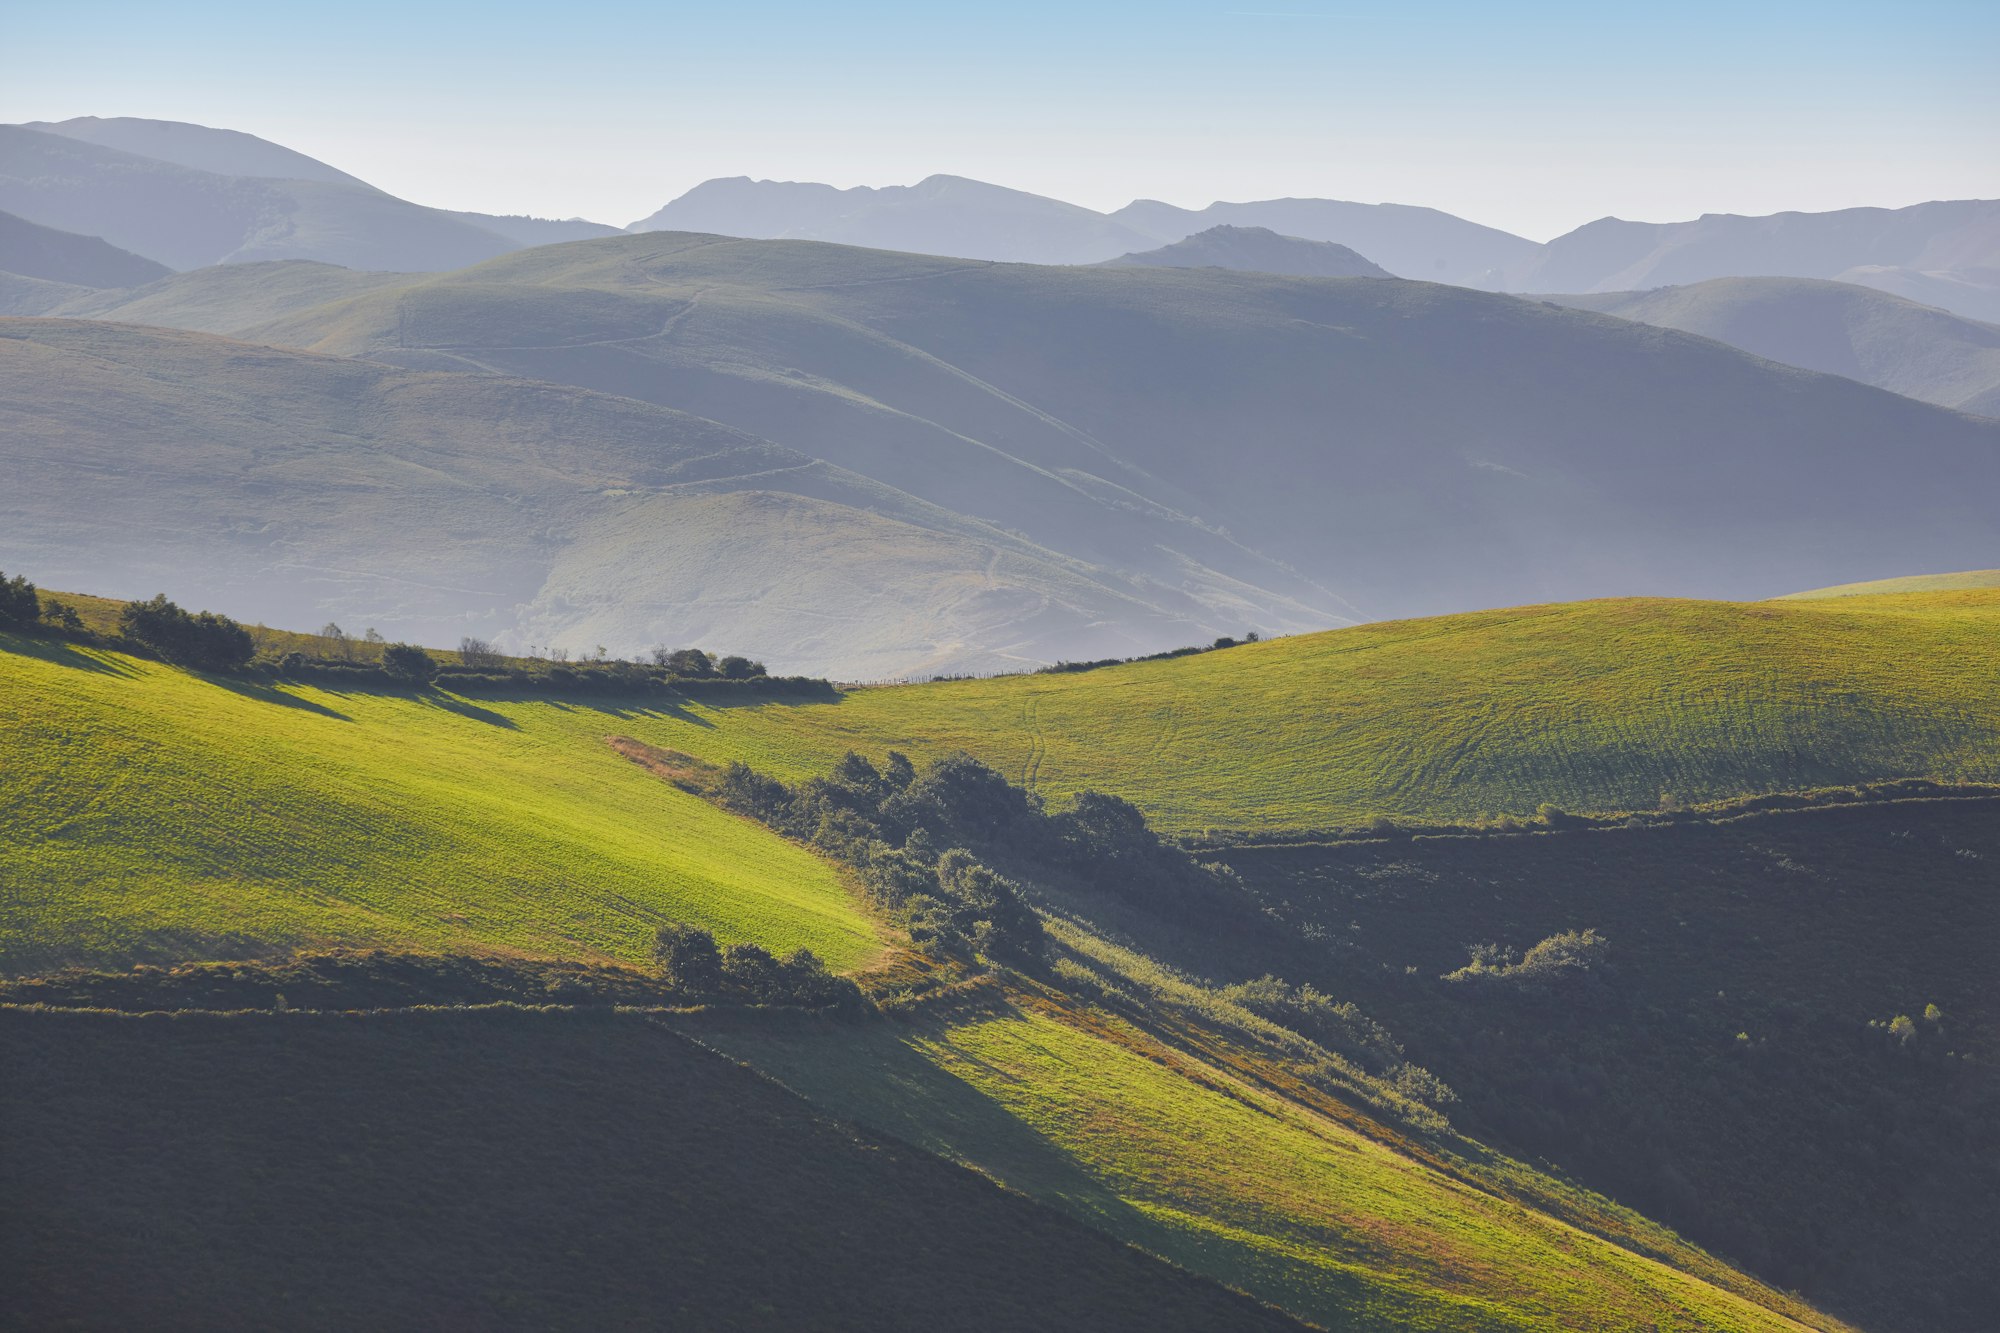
653,924,861,1010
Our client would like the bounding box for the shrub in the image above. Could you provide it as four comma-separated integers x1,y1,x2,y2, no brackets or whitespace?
655,922,723,994
379,643,438,683
717,654,766,680
720,942,783,997
38,597,84,632
458,636,504,669
0,571,38,626
1445,928,1609,987
117,594,255,672
663,648,716,678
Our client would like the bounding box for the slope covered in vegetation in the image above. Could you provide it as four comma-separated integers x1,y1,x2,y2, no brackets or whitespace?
0,631,882,975
643,590,2000,833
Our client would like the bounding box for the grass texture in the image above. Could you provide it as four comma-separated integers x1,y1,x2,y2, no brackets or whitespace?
0,633,881,976
621,590,2000,833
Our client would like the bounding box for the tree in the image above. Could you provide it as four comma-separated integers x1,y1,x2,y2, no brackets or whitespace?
721,942,783,999
40,597,83,632
655,922,723,994
458,636,503,669
379,643,437,683
717,654,766,680
118,594,254,672
0,571,39,626
320,622,353,661
664,648,715,678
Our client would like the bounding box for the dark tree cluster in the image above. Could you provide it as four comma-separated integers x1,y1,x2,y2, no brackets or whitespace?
117,594,255,672
701,750,1252,966
653,923,861,1010
0,570,38,626
648,646,768,680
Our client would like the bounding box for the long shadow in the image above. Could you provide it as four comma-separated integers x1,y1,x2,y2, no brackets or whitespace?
206,675,353,722
1,632,140,678
422,692,518,729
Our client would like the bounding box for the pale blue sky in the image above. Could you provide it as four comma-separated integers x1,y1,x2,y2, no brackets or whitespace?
5,0,1994,239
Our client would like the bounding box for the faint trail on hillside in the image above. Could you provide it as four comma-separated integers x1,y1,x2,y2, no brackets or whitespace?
1022,693,1047,790
773,263,995,292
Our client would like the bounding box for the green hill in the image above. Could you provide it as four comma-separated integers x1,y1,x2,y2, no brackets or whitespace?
0,601,1894,1331
1777,569,2000,599
0,630,882,976
623,590,2000,834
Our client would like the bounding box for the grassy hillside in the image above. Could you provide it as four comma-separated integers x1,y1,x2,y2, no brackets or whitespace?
0,632,882,975
1545,277,2000,416
240,230,2000,623
684,998,1829,1332
609,590,2000,833
0,318,1250,677
0,1006,1305,1331
1778,569,2000,599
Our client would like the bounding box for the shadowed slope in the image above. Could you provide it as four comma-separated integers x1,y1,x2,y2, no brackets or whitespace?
1545,277,2000,416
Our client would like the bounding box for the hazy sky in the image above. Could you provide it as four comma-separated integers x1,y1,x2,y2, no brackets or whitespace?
5,0,1995,240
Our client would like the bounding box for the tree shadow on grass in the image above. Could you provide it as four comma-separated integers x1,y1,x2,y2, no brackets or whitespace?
1,632,141,679
206,675,353,722
423,693,518,729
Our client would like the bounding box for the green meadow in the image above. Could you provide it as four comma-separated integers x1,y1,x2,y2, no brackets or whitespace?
0,633,881,976
635,590,2000,834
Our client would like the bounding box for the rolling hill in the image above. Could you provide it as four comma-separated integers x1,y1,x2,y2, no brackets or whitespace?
234,231,2000,640
1101,224,1393,278
1516,200,2000,322
22,115,376,187
0,616,1851,1332
0,209,171,288
577,588,2000,834
1545,277,2000,417
0,317,1277,676
1779,568,2000,599
0,124,517,272
1111,196,1537,287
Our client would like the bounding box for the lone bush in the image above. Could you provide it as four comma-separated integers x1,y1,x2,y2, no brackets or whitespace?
379,643,438,683
0,572,40,626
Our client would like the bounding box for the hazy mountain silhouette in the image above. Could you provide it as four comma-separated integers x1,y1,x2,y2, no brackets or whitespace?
0,318,1265,676
23,115,376,187
0,126,517,272
1110,198,1536,288
1545,277,2000,417
1518,200,2000,321
192,233,2000,640
1101,225,1392,278
0,209,170,289
629,174,1161,264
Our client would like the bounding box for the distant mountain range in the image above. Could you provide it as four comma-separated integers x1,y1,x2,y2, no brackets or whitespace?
10,229,2000,671
0,209,169,289
1100,226,1392,279
6,115,1997,321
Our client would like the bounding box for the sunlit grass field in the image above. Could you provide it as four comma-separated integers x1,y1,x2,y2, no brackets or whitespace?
686,1003,1829,1332
635,591,2000,833
0,633,882,976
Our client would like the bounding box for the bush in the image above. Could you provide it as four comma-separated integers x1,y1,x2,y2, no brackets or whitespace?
0,572,40,626
1445,928,1609,987
39,598,84,632
655,922,723,994
117,594,255,672
379,643,438,683
717,654,767,680
458,636,504,669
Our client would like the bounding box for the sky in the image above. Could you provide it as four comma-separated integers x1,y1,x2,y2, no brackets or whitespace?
4,1,1995,241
